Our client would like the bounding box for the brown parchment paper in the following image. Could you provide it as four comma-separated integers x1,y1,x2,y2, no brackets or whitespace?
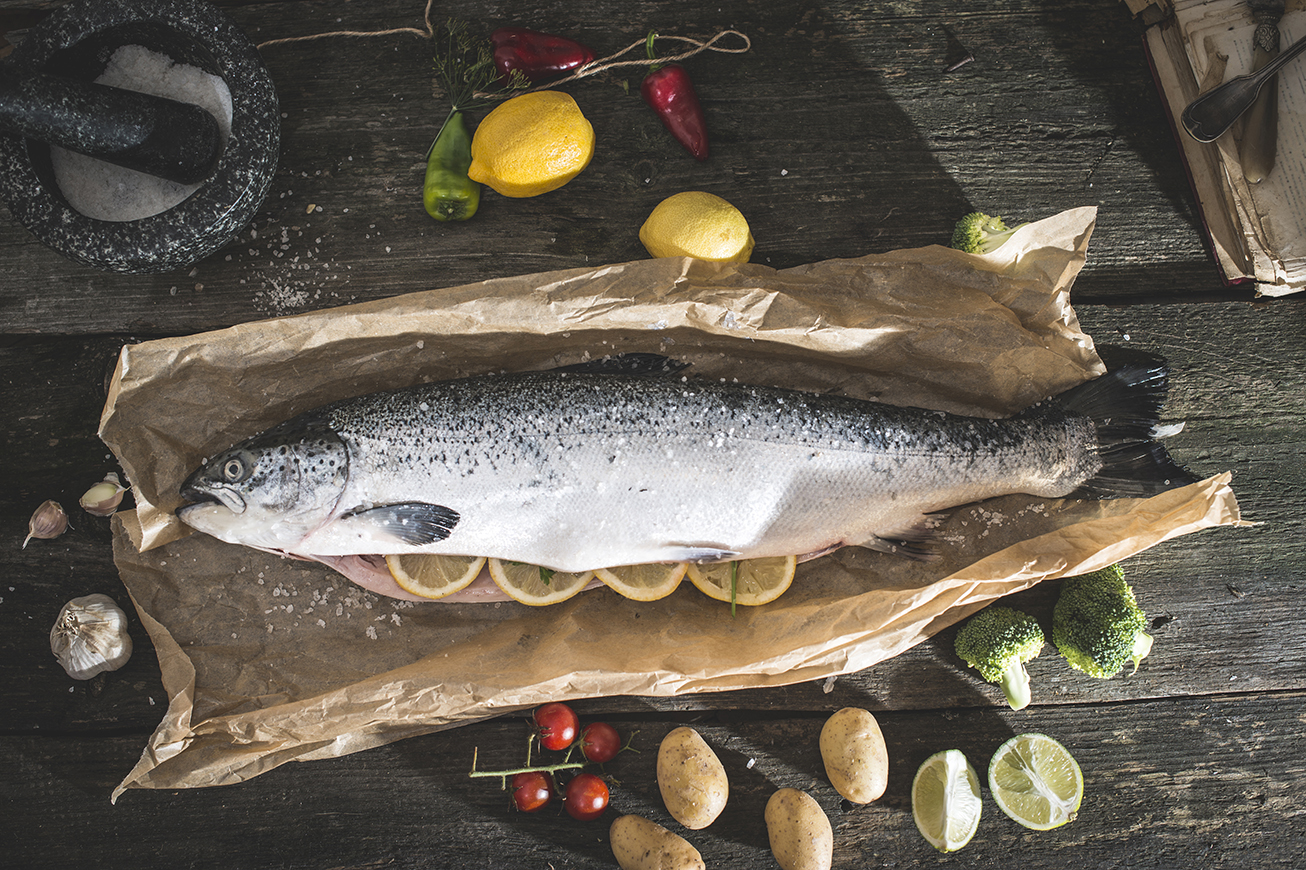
100,206,1243,800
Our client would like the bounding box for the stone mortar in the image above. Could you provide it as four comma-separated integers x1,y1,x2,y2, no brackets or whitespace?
0,0,279,274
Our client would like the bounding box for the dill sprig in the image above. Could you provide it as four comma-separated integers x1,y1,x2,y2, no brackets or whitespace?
433,19,528,115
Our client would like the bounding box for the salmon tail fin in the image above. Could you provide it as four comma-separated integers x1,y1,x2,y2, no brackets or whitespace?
1053,362,1200,498
1081,442,1198,498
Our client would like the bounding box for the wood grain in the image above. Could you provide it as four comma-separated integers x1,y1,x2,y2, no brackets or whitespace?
4,691,1303,869
0,0,1301,867
0,0,1245,338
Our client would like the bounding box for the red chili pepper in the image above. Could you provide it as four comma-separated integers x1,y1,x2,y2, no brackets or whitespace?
640,33,709,161
490,27,595,83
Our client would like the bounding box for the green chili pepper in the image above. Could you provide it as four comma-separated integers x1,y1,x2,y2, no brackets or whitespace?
423,111,479,222
423,20,528,223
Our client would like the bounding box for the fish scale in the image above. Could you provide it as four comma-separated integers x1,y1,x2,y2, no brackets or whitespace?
178,357,1196,578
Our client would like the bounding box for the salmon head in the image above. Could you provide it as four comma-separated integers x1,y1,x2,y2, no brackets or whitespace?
177,413,349,553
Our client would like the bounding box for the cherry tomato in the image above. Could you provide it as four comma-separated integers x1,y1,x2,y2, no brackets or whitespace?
564,772,610,821
510,771,553,813
578,722,622,763
533,702,579,751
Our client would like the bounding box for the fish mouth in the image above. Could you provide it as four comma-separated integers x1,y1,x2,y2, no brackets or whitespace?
179,483,246,514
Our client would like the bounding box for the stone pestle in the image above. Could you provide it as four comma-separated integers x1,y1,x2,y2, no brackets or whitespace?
0,63,222,185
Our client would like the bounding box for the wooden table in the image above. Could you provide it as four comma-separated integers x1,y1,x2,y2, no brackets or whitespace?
2,1,1300,867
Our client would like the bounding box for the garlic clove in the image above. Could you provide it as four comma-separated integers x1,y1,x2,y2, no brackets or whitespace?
24,499,69,548
80,472,129,517
51,593,133,680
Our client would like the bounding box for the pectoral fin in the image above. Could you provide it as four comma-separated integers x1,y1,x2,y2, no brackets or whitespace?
339,502,460,546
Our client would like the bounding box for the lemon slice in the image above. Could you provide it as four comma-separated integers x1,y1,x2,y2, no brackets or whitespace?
987,733,1083,830
911,749,983,852
686,556,797,606
488,558,593,606
385,554,486,599
594,562,689,601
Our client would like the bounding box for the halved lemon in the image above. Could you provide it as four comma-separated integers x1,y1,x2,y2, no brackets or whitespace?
385,553,486,599
987,733,1083,831
686,556,797,606
594,562,689,601
911,749,983,853
488,558,594,606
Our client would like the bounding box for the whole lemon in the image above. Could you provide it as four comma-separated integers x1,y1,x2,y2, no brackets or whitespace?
468,91,594,198
639,191,755,263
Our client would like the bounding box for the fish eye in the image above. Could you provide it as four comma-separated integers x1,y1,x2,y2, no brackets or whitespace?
220,453,253,483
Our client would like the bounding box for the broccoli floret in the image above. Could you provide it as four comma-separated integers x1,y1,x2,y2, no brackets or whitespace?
954,605,1045,710
949,211,1025,254
1052,564,1154,679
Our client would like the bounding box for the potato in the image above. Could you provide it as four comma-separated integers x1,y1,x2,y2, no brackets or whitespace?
609,814,705,870
656,726,729,829
819,706,888,804
765,787,833,870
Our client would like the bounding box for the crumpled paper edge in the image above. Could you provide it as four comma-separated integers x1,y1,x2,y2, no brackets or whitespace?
101,206,1244,800
101,207,1103,556
111,473,1241,800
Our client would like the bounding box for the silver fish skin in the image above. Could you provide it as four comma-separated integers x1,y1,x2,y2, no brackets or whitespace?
178,355,1195,574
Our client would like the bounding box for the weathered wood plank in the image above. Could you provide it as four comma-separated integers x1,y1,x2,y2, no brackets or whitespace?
0,0,1240,339
4,692,1303,869
0,4,1298,867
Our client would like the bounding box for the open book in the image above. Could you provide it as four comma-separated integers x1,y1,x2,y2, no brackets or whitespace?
1128,0,1306,296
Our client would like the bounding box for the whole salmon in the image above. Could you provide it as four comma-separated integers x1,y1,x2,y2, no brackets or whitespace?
178,354,1195,582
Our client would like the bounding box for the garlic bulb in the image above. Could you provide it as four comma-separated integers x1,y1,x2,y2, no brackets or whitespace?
24,500,69,547
80,472,129,517
51,594,133,680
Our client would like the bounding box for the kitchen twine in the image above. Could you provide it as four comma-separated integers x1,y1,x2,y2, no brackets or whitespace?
256,0,751,92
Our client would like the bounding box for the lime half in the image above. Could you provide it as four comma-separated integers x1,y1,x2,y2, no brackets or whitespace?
911,749,983,852
988,733,1083,830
